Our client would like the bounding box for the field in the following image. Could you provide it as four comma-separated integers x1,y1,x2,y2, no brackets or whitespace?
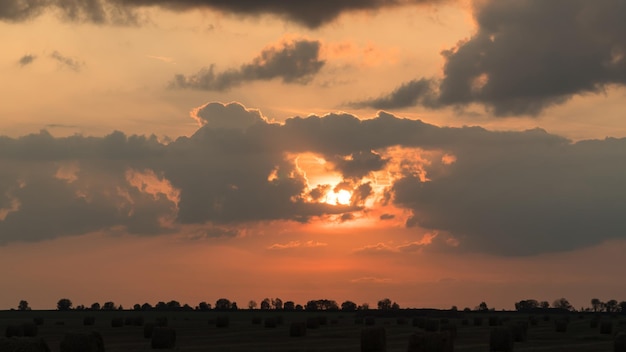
1,310,624,351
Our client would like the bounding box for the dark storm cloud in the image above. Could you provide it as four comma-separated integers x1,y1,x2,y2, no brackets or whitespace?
171,40,324,91
0,0,136,24
355,0,626,116
2,102,626,256
50,51,84,72
18,54,37,67
0,0,443,28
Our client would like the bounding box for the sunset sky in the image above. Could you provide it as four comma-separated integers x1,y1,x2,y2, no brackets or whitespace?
1,0,626,311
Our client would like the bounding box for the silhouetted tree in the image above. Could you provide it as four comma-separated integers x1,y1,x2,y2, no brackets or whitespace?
591,298,602,312
295,304,303,311
198,302,211,311
283,301,295,311
141,303,152,311
539,301,550,309
103,301,116,310
230,302,238,310
155,301,167,310
450,306,458,312
18,300,30,311
90,302,100,310
215,298,231,310
247,300,257,310
133,304,141,311
305,300,318,311
182,304,193,311
377,298,392,310
552,298,573,311
605,299,618,313
618,301,626,314
515,299,539,311
341,301,357,311
261,298,271,310
167,300,181,310
272,298,283,310
57,298,73,311
75,305,85,310
477,302,488,311
360,303,370,310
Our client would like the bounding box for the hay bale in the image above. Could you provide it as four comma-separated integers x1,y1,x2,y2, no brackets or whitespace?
473,317,483,326
289,322,307,337
33,318,44,326
307,317,320,329
251,317,262,325
216,315,229,328
22,323,38,337
489,326,513,352
554,319,568,333
111,318,124,328
407,331,453,352
600,321,613,334
59,332,104,352
150,327,176,349
615,332,626,352
360,327,386,352
155,317,168,327
440,324,457,340
510,322,528,342
275,316,284,325
424,319,440,332
413,317,426,328
264,317,277,328
83,316,96,326
143,323,155,339
5,325,24,338
0,337,51,352
365,317,376,326
132,316,144,326
488,317,500,326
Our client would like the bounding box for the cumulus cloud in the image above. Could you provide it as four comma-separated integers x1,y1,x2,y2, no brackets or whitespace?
50,51,84,72
171,39,324,91
0,0,443,28
354,0,626,116
18,54,37,67
1,102,626,256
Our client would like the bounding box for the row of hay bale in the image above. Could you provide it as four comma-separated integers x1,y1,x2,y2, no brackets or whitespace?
360,327,454,352
5,322,39,337
0,337,50,352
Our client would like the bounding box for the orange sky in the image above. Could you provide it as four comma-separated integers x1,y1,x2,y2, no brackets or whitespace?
1,0,626,311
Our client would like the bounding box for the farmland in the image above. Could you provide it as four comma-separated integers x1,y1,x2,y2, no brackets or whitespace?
1,310,623,351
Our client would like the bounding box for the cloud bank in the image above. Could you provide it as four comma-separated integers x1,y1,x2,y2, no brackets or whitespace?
1,102,626,257
171,39,325,91
354,0,626,116
0,0,443,27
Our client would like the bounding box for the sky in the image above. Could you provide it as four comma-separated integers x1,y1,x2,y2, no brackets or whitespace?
1,0,626,311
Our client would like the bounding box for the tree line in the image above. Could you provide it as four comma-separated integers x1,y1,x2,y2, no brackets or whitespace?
12,297,626,313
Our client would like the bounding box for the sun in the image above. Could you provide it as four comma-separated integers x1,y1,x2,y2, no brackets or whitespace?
335,190,352,205
325,189,352,205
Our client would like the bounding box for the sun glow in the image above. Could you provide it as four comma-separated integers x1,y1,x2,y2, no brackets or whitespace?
326,189,352,205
